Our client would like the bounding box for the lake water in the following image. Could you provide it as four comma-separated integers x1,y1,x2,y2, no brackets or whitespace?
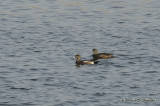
0,0,160,106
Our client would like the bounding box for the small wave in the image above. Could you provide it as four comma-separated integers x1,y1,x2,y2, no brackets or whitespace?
144,71,158,73
93,92,106,96
10,87,30,90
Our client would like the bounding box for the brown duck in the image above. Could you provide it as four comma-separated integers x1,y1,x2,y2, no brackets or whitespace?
92,48,113,60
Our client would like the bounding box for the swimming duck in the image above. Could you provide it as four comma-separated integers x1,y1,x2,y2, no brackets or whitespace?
92,48,113,60
75,54,98,65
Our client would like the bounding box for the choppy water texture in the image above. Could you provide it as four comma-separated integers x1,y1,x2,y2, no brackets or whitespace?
0,0,160,106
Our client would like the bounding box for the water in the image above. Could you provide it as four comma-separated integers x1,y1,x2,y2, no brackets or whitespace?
0,0,160,106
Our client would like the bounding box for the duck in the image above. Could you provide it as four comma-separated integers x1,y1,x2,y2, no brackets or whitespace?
92,48,113,60
75,54,98,65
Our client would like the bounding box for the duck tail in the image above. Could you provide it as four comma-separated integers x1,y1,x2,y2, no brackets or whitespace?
94,60,99,64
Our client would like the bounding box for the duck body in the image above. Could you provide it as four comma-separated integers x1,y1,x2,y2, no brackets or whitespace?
75,54,98,65
92,53,113,60
76,60,95,65
92,48,113,60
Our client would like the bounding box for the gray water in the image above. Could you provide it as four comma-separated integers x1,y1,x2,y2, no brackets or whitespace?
0,0,160,106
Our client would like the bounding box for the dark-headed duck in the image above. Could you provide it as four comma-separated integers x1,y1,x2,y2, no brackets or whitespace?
75,54,98,65
92,48,113,60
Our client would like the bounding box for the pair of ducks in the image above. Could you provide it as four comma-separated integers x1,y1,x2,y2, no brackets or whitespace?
75,48,113,65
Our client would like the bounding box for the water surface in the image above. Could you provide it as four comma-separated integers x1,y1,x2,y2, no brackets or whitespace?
0,0,160,106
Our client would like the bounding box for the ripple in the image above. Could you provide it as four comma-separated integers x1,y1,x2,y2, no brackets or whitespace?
21,102,35,106
149,93,159,96
128,61,136,64
120,72,131,76
113,85,122,88
153,60,160,63
29,68,39,71
0,103,18,106
33,50,42,53
72,86,82,89
10,87,30,90
93,92,106,96
117,21,125,24
129,86,140,89
29,78,38,81
144,71,158,73
112,64,126,67
0,65,8,68
7,55,16,57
